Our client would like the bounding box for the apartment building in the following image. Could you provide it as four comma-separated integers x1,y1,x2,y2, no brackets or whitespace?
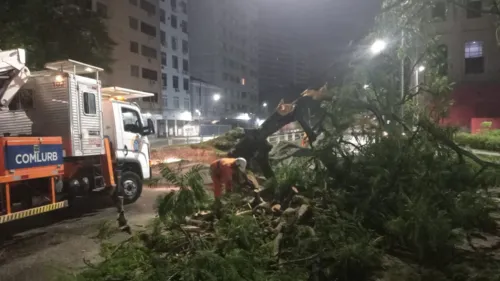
188,0,259,116
190,77,223,121
257,3,309,110
159,0,192,137
93,0,164,135
429,0,500,128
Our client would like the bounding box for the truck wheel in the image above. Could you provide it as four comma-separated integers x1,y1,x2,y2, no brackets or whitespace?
121,171,142,204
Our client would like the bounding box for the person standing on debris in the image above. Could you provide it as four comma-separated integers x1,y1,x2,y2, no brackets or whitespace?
209,157,248,198
301,132,309,147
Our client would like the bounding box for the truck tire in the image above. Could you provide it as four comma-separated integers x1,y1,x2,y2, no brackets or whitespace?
121,171,143,204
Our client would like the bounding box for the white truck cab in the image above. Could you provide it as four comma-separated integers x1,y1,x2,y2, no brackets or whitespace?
101,87,154,182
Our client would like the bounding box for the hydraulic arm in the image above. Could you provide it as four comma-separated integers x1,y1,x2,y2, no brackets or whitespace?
0,48,31,110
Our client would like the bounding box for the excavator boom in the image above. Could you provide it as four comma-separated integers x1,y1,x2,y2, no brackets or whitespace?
0,48,30,110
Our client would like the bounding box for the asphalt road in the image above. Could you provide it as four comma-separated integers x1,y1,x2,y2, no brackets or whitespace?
0,188,172,281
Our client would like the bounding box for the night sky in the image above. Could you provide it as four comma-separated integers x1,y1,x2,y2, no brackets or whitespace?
302,0,382,86
257,0,381,102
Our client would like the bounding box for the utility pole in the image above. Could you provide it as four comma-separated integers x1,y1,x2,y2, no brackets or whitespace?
400,30,405,118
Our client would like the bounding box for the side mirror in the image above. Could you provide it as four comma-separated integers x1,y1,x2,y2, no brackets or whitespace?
142,118,155,136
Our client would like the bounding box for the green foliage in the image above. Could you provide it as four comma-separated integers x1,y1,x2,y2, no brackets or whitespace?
481,121,493,129
455,131,500,152
0,0,115,71
190,128,245,152
156,164,210,222
209,128,246,151
76,1,500,280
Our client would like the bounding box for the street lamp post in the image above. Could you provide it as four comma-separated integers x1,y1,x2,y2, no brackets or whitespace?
262,102,268,118
195,109,202,136
370,34,405,117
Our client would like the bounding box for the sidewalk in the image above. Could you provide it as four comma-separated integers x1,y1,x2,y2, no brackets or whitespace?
149,136,217,148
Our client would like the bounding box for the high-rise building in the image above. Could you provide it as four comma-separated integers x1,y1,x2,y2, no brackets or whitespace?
257,1,310,109
188,0,259,116
159,0,192,137
429,1,500,129
93,0,192,137
190,77,223,121
92,0,164,135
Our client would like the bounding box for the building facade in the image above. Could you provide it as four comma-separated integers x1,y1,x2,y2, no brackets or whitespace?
92,0,193,137
257,1,309,110
188,0,259,117
190,77,223,121
429,1,500,129
93,0,164,135
159,0,192,137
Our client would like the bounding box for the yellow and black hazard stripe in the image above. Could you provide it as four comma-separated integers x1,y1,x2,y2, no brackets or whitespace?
0,200,68,224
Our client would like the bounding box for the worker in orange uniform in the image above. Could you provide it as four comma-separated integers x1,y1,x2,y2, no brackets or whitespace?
210,157,248,198
301,132,309,147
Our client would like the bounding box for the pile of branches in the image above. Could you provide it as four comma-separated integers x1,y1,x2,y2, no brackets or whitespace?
78,126,500,281
76,1,500,278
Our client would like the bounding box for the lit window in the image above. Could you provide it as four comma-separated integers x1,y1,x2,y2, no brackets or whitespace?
465,41,483,58
464,41,484,74
241,78,246,85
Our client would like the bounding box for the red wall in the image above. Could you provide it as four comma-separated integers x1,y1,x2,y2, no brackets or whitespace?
441,83,500,129
470,118,500,134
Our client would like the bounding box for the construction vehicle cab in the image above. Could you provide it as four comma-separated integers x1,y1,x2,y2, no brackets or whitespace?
0,49,154,224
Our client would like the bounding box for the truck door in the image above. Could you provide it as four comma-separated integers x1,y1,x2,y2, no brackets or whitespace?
77,81,103,156
116,104,151,179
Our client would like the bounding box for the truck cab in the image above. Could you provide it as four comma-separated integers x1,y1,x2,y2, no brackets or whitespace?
101,87,155,202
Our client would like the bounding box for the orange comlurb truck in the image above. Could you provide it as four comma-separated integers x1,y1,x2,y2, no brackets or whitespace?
0,48,155,224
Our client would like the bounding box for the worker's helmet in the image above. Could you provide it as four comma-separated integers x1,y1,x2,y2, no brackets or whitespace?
235,157,247,172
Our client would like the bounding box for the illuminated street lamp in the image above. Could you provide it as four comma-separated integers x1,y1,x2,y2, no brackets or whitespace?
418,65,425,72
370,39,387,55
262,102,268,108
213,93,221,101
236,113,251,121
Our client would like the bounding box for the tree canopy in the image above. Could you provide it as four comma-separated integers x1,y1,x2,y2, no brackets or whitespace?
0,0,115,71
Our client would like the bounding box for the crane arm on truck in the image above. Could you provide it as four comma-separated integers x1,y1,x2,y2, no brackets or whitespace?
0,48,31,110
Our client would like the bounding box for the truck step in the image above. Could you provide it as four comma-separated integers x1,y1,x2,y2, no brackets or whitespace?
92,186,107,192
93,175,105,190
0,200,68,224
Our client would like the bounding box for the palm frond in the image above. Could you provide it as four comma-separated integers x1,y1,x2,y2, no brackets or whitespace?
160,164,183,187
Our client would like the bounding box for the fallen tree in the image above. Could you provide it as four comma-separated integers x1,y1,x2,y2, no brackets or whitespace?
74,1,500,280
76,82,500,281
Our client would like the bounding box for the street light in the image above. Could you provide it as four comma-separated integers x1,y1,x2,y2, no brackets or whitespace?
418,65,425,72
212,93,221,101
195,109,202,136
262,102,268,107
236,113,251,121
370,36,404,118
370,39,387,55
